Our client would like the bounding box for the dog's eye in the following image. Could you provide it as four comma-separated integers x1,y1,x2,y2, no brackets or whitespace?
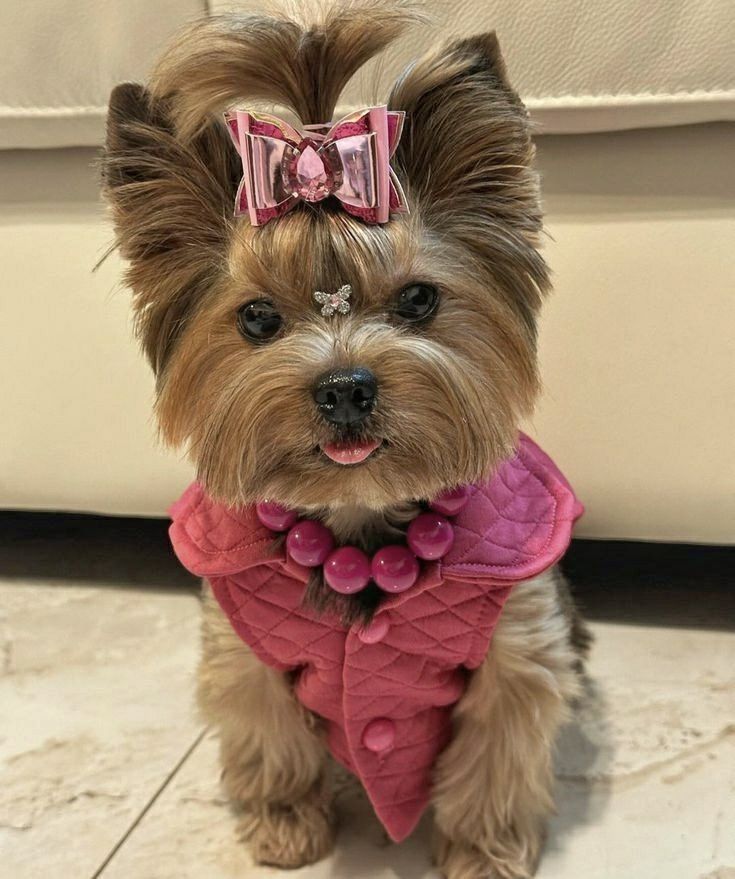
237,299,282,342
395,283,439,323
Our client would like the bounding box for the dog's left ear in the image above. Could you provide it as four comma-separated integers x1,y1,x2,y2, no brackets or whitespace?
102,83,238,374
390,33,542,244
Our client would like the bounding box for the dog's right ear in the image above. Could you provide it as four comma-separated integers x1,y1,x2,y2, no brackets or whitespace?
102,83,238,374
389,34,543,245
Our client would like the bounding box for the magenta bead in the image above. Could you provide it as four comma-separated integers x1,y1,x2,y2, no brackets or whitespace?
255,500,298,532
429,485,470,516
371,545,419,593
407,512,455,561
324,546,371,594
286,520,334,567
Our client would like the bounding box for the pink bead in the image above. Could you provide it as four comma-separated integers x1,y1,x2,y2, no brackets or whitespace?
286,520,334,567
361,718,395,753
407,512,455,561
429,485,471,516
371,545,419,593
323,546,371,594
255,500,298,532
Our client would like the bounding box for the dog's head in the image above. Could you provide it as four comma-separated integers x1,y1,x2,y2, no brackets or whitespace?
102,1,548,513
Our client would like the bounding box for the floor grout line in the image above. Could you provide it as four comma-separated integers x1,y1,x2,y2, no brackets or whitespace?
89,726,208,879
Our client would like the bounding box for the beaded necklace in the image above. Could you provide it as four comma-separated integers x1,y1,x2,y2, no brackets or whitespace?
255,485,470,595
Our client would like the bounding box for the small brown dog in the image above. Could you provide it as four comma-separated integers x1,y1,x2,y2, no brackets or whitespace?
103,2,589,876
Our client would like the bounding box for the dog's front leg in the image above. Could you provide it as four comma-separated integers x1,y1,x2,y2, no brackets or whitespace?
432,571,586,879
197,585,334,868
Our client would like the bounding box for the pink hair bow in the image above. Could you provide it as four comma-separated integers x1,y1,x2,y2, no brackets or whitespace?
224,106,408,226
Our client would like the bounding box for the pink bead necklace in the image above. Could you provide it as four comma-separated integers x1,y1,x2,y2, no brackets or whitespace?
255,486,470,596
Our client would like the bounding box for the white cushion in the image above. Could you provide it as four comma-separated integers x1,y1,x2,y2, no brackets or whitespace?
221,0,735,133
0,0,206,149
1,0,733,149
444,0,735,132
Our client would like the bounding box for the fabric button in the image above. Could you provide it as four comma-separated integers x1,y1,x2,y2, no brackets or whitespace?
357,616,389,644
362,718,396,753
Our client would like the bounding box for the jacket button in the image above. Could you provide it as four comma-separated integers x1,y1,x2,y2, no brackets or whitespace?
362,718,395,753
357,616,389,644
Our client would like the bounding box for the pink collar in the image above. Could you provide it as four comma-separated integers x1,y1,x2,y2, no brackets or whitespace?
169,433,582,597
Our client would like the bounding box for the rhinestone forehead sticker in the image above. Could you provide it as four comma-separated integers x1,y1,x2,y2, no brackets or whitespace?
314,284,352,317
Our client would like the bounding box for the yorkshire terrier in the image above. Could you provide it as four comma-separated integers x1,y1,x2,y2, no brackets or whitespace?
103,2,589,876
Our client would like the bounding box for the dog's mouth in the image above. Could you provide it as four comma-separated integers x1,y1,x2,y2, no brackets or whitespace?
319,437,384,466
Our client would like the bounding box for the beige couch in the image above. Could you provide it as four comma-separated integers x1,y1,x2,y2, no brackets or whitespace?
2,1,734,543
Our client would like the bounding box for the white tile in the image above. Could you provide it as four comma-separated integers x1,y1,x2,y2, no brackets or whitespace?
0,581,202,879
102,729,437,879
546,623,735,879
101,620,735,879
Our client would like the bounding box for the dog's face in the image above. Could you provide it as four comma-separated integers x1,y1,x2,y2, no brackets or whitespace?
103,13,548,511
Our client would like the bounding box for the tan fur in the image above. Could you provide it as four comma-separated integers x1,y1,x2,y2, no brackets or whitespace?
199,585,335,866
150,1,425,137
156,212,537,512
102,2,586,874
432,570,584,878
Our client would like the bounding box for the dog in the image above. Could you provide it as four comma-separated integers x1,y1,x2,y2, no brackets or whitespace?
102,2,589,876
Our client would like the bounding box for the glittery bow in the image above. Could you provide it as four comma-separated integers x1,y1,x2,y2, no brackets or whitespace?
224,106,408,226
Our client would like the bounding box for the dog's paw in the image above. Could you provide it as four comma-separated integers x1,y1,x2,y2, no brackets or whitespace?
238,797,335,869
434,832,537,879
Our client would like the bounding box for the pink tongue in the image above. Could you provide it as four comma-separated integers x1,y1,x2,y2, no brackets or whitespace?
321,439,381,465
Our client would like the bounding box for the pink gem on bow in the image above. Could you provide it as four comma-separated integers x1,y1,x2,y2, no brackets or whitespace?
224,106,409,226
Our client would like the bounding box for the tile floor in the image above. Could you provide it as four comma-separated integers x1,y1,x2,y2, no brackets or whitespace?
1,516,734,879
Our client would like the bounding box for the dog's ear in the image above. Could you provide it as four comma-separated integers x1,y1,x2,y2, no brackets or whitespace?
102,82,238,374
390,33,542,244
389,33,549,327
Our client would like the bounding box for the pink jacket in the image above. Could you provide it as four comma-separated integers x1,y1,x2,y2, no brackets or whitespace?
169,435,582,841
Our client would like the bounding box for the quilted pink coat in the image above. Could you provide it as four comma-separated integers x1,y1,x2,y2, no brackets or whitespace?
169,434,582,842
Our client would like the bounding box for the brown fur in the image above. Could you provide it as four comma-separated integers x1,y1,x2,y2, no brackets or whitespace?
198,585,334,866
433,570,587,879
102,2,585,875
198,570,587,875
150,2,425,136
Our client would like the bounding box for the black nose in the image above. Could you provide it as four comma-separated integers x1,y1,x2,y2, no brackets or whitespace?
313,368,377,426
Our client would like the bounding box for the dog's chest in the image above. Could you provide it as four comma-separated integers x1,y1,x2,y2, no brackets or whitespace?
168,433,583,840
208,558,513,842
